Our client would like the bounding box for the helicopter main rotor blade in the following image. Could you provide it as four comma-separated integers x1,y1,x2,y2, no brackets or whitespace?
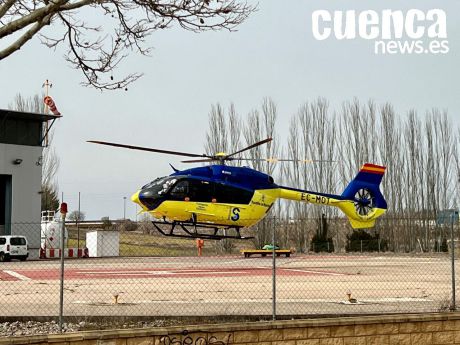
232,158,336,163
226,138,273,158
181,158,216,163
87,140,210,158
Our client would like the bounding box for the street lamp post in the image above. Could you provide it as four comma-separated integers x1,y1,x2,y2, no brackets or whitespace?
123,196,127,220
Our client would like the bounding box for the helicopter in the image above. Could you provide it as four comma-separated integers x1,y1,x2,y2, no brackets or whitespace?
88,138,387,240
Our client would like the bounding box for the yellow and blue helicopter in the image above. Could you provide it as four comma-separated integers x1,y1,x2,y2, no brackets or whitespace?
89,138,387,240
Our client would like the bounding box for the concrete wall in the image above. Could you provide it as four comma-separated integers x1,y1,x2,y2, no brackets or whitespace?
2,313,460,345
0,143,42,249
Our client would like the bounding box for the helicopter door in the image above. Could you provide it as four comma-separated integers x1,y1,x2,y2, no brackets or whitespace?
169,180,189,200
188,180,213,202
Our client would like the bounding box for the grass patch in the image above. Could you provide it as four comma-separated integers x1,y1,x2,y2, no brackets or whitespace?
67,229,254,257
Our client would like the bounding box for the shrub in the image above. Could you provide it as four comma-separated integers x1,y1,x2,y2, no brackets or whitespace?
345,230,388,252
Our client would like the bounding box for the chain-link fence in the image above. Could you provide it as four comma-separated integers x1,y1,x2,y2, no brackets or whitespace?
0,217,458,321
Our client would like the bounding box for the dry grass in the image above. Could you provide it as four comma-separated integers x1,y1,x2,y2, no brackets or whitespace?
67,228,254,257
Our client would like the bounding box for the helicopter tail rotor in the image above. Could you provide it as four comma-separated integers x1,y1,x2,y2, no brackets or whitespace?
338,163,387,228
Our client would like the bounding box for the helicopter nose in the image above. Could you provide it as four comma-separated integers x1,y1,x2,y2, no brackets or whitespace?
131,191,142,207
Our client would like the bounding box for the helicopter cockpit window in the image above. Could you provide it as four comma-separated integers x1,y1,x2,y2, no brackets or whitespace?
169,180,189,200
142,177,177,196
141,177,165,190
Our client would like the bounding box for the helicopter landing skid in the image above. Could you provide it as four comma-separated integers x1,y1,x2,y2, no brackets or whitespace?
151,220,254,240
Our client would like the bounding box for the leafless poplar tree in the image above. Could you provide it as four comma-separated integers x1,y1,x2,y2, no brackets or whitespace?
243,98,279,175
455,127,460,211
338,99,378,188
425,114,438,219
204,97,458,253
205,104,228,155
378,103,405,249
403,110,427,249
282,98,340,251
204,102,242,252
284,114,308,251
433,110,455,210
205,103,242,165
243,98,279,248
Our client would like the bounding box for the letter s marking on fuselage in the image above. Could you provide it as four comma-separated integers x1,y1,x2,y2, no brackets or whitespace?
231,208,240,221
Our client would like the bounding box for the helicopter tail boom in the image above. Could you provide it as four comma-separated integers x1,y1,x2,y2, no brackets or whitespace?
277,163,387,229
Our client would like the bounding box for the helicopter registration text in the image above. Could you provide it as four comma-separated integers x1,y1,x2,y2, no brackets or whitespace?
300,193,331,205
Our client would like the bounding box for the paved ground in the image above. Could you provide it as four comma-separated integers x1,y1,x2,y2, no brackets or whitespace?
0,254,456,316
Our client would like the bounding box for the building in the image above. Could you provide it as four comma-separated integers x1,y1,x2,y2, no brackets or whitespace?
0,108,60,250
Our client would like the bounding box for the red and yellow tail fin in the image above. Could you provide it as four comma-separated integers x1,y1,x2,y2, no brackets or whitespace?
338,163,387,228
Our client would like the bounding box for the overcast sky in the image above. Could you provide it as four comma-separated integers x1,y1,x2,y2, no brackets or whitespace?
0,0,459,220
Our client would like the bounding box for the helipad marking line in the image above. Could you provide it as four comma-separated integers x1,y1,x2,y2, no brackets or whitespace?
77,270,248,276
219,259,247,264
72,297,433,305
255,266,346,276
283,268,347,276
3,270,31,281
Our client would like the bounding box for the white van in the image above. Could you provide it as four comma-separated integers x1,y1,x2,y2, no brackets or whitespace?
0,236,29,262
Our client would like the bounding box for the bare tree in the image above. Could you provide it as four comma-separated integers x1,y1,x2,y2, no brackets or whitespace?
227,103,242,157
204,102,242,252
0,1,255,90
243,98,279,175
378,103,405,250
295,98,339,251
68,210,86,222
433,110,455,210
205,103,228,156
403,110,427,249
205,103,242,165
338,99,378,188
285,100,321,251
243,98,279,248
8,93,60,211
425,114,438,219
455,127,460,210
204,97,458,254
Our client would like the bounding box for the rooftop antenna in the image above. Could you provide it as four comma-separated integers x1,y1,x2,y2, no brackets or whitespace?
42,79,53,146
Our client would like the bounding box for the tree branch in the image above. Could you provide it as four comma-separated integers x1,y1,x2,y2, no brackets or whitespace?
0,0,69,39
0,13,53,59
0,0,17,19
0,0,256,89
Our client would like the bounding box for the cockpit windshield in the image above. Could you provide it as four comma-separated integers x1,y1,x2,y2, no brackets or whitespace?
141,176,180,196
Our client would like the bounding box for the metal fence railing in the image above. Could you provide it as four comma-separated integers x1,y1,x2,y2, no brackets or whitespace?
0,217,458,323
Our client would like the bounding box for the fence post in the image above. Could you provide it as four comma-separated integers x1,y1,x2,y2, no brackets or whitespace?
59,203,67,332
451,218,456,310
360,240,363,253
272,217,276,320
77,192,81,251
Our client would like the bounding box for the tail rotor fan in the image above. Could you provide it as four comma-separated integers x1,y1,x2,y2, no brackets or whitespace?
354,188,375,216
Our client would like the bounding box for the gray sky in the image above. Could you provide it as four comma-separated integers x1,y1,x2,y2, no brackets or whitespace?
0,0,459,220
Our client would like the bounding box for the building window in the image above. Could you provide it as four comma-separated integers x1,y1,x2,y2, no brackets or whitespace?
0,118,42,146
